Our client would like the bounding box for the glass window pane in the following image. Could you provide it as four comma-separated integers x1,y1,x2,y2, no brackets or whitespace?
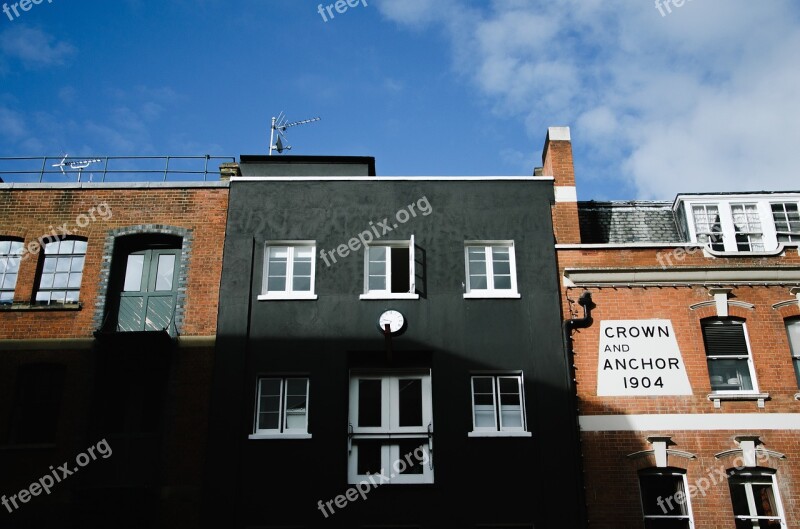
499,377,523,428
258,379,282,431
53,273,69,288
493,275,512,290
398,441,424,475
269,247,288,259
708,359,753,391
369,247,387,261
475,406,496,428
40,273,54,289
0,291,12,303
70,256,84,272
43,258,56,273
493,260,511,275
729,482,751,517
44,241,59,254
0,241,9,253
640,474,688,516
358,379,382,427
294,246,313,259
60,240,74,254
65,290,79,302
50,291,66,303
35,291,50,303
73,240,87,254
357,441,382,476
293,261,312,277
398,378,422,427
787,320,800,357
7,256,20,273
56,257,71,272
67,273,82,288
155,254,176,291
123,255,145,292
752,484,779,517
2,273,16,289
292,276,311,292
268,261,287,277
267,276,286,292
284,378,308,429
470,275,488,289
258,410,280,430
369,275,386,291
473,377,496,428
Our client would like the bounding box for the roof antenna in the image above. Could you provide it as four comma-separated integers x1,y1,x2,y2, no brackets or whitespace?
52,154,103,182
269,112,321,156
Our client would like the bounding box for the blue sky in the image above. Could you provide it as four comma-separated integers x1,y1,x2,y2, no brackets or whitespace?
1,0,799,199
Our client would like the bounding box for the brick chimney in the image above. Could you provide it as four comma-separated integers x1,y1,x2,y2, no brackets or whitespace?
542,127,580,244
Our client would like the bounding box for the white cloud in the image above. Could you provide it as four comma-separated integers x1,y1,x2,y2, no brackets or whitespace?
0,26,75,68
376,0,800,198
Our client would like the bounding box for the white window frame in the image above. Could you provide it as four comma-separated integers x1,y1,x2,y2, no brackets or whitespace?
360,236,419,300
681,196,800,253
469,374,531,437
787,319,800,389
0,240,23,304
639,470,696,529
258,241,318,300
771,201,800,243
729,203,765,252
703,320,760,395
463,241,520,299
249,376,311,440
729,471,788,529
348,370,433,484
690,203,726,251
35,238,87,304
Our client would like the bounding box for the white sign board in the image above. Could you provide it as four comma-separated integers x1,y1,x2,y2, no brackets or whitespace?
597,320,692,396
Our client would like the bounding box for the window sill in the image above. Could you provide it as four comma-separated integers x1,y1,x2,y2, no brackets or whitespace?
707,392,769,409
257,294,318,301
463,292,521,299
468,431,532,438
0,302,82,312
359,293,420,300
248,433,312,440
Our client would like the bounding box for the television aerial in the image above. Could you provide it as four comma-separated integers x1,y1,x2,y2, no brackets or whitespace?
269,112,321,156
52,154,103,182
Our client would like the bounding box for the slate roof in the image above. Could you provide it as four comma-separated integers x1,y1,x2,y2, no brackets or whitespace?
577,201,682,244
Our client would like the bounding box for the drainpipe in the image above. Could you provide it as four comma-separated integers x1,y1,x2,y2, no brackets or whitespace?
562,291,593,529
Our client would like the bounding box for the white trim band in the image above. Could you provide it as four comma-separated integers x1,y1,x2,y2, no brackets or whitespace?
554,186,578,203
579,413,800,432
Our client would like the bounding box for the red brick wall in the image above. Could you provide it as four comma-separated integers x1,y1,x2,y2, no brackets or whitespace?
0,186,228,338
583,430,799,529
558,245,800,528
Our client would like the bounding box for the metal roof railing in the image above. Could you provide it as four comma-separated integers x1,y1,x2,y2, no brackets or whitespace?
0,155,237,183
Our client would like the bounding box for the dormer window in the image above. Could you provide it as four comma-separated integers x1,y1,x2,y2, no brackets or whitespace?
680,195,800,253
771,202,800,242
730,204,764,251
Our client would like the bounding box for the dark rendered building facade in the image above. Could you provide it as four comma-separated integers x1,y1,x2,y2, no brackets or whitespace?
204,153,586,528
